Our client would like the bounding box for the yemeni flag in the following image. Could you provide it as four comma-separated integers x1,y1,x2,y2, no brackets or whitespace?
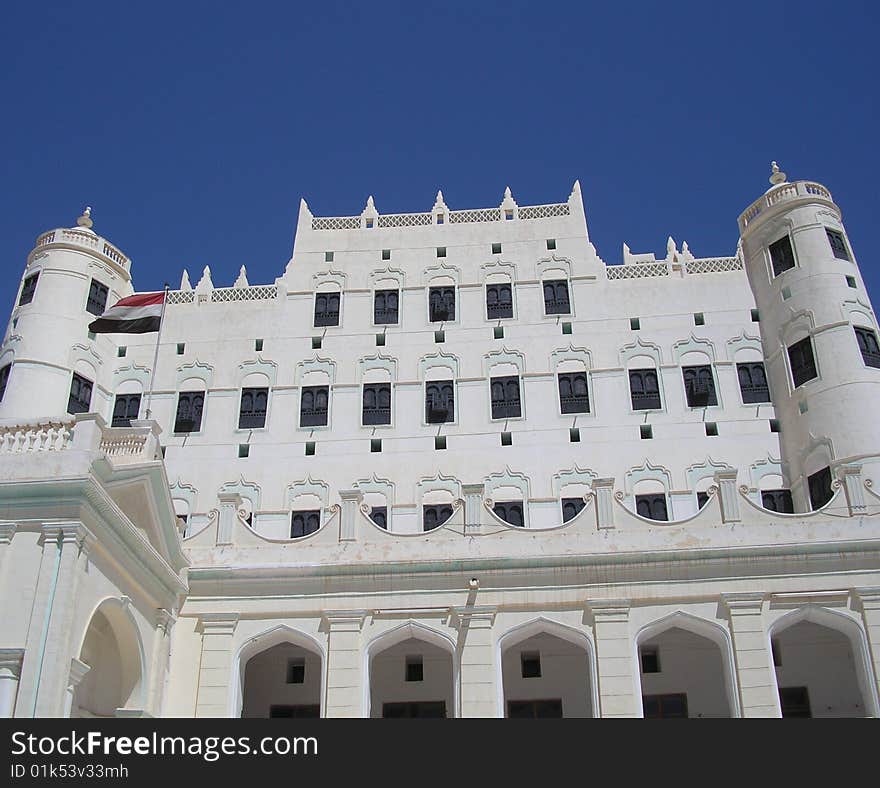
88,291,165,334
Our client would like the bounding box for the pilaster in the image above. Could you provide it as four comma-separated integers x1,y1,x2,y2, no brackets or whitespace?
452,606,497,717
462,484,485,535
62,658,90,718
714,470,741,524
0,649,24,718
194,613,239,717
216,493,242,545
591,478,615,529
588,600,638,717
338,489,363,542
837,464,867,515
323,610,367,718
146,609,174,717
853,587,880,701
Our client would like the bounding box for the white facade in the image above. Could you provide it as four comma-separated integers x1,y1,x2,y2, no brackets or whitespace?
1,167,879,718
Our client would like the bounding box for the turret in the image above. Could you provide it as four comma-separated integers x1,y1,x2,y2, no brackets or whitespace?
0,209,134,420
738,163,880,510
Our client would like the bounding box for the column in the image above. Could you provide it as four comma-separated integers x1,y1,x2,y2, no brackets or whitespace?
216,493,242,545
323,611,366,718
714,470,741,524
837,464,867,515
462,484,485,535
454,606,497,717
146,609,174,717
194,613,239,717
854,587,880,705
0,649,24,718
589,600,639,717
721,593,780,717
62,658,90,718
591,478,615,529
338,489,363,542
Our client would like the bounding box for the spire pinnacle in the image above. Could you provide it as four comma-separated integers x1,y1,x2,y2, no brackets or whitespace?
769,161,787,185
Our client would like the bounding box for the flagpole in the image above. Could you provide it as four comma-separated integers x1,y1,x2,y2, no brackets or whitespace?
144,284,170,420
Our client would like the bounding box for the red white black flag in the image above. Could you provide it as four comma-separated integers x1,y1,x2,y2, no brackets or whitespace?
88,291,165,334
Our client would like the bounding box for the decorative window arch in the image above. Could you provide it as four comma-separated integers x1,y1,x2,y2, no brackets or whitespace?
358,353,397,383
175,360,214,390
237,357,278,388
536,255,572,282
484,467,531,528
354,474,395,531
624,461,673,521
369,266,405,291
169,478,198,531
619,338,663,369
219,476,261,525
727,332,764,363
286,476,330,537
553,466,596,524
112,363,151,392
296,355,337,386
482,261,517,322
69,344,102,377
672,335,717,365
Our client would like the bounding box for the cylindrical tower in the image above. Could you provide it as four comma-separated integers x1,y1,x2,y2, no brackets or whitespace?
0,209,133,421
738,163,880,510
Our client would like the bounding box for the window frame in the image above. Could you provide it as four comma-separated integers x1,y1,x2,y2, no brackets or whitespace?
561,496,586,522
237,386,269,431
299,384,330,429
681,364,719,408
736,361,771,404
361,381,393,427
173,390,206,434
787,336,819,389
86,278,110,317
372,288,400,326
0,363,11,402
312,289,342,328
111,392,141,427
489,373,523,421
628,367,663,412
492,500,525,527
67,372,94,415
424,379,455,425
290,508,322,539
422,503,454,532
541,278,572,317
761,488,794,513
557,370,590,415
854,326,880,369
427,285,456,324
485,281,515,321
825,228,850,261
634,492,669,522
18,272,39,307
768,234,796,278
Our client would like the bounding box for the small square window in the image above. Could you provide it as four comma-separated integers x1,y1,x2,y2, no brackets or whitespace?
781,286,792,300
371,438,382,453
382,249,391,260
546,239,556,250
117,346,126,357
846,275,857,289
436,247,446,258
798,400,808,414
405,656,423,683
705,422,718,436
751,308,760,322
434,330,445,343
492,243,502,254
376,333,386,346
238,444,249,458
569,428,580,443
255,339,263,352
305,441,316,456
501,431,512,446
562,322,572,335
769,419,780,433
176,343,185,355
630,317,640,330
365,218,374,228
693,312,705,326
640,424,653,440
494,326,504,340
325,251,334,262
521,652,541,678
434,435,446,450
87,331,96,341
436,213,445,224
641,648,660,673
312,336,322,349
287,659,305,684
505,209,514,221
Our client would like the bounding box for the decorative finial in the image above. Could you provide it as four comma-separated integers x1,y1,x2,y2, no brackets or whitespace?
366,195,375,210
504,186,512,199
76,206,93,229
769,161,787,185
436,190,443,202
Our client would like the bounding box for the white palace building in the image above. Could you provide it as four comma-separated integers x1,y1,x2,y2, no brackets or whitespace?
1,164,880,718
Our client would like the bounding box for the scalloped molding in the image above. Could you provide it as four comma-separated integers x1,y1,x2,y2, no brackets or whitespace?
359,353,397,382
169,478,198,512
841,298,876,329
686,457,733,490
552,465,597,498
296,355,337,385
749,456,784,491
422,260,461,286
219,476,262,512
619,337,662,368
483,347,525,377
672,334,717,364
354,474,395,529
624,460,673,494
176,360,214,389
777,307,816,345
536,254,572,281
816,209,843,227
419,350,460,379
480,259,518,281
69,343,103,374
416,472,461,504
287,476,330,509
87,260,116,278
112,363,151,390
238,356,278,387
369,266,405,289
313,269,346,290
727,332,764,361
804,433,835,472
550,344,593,371
484,466,531,499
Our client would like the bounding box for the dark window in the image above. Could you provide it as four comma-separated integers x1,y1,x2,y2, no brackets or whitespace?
493,501,524,527
543,279,571,315
362,383,391,425
486,284,513,319
693,312,705,326
0,364,10,402
569,428,580,442
546,239,556,250
558,372,590,414
521,652,541,678
300,385,329,427
826,229,849,260
490,375,521,419
434,435,446,450
682,365,717,407
737,362,771,403
67,373,93,415
111,393,141,427
640,424,653,439
643,693,688,719
291,510,321,538
788,337,817,388
769,236,795,277
382,249,391,260
238,444,249,458
423,504,453,531
500,431,512,446
371,438,382,453
697,491,710,509
18,273,38,306
762,489,794,513
434,330,445,343
382,701,446,718
846,275,857,289
562,497,585,522
174,391,204,433
629,369,661,410
311,337,321,349
640,648,660,673
636,494,668,521
314,292,340,327
562,322,572,335
491,242,501,254
630,317,640,330
808,466,833,510
369,506,387,529
325,251,334,262
286,659,305,684
779,686,811,718
374,289,399,324
855,326,880,368
429,287,455,322
270,705,320,718
255,339,263,352
426,381,454,423
507,699,563,718
176,343,185,354
238,387,268,429
86,279,109,316
305,441,315,456
405,656,423,682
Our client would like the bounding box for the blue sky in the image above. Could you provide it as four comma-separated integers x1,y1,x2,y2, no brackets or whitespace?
1,1,878,310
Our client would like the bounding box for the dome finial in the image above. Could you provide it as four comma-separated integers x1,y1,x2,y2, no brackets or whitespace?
769,161,787,186
76,206,93,229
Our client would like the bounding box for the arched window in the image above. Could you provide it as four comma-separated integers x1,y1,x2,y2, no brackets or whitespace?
494,501,524,527
629,369,661,410
635,493,668,521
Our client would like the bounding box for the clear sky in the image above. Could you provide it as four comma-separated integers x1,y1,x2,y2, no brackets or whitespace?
1,1,878,311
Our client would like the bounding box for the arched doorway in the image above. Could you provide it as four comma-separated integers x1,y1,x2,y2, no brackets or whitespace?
72,599,144,717
367,623,456,718
499,620,596,717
